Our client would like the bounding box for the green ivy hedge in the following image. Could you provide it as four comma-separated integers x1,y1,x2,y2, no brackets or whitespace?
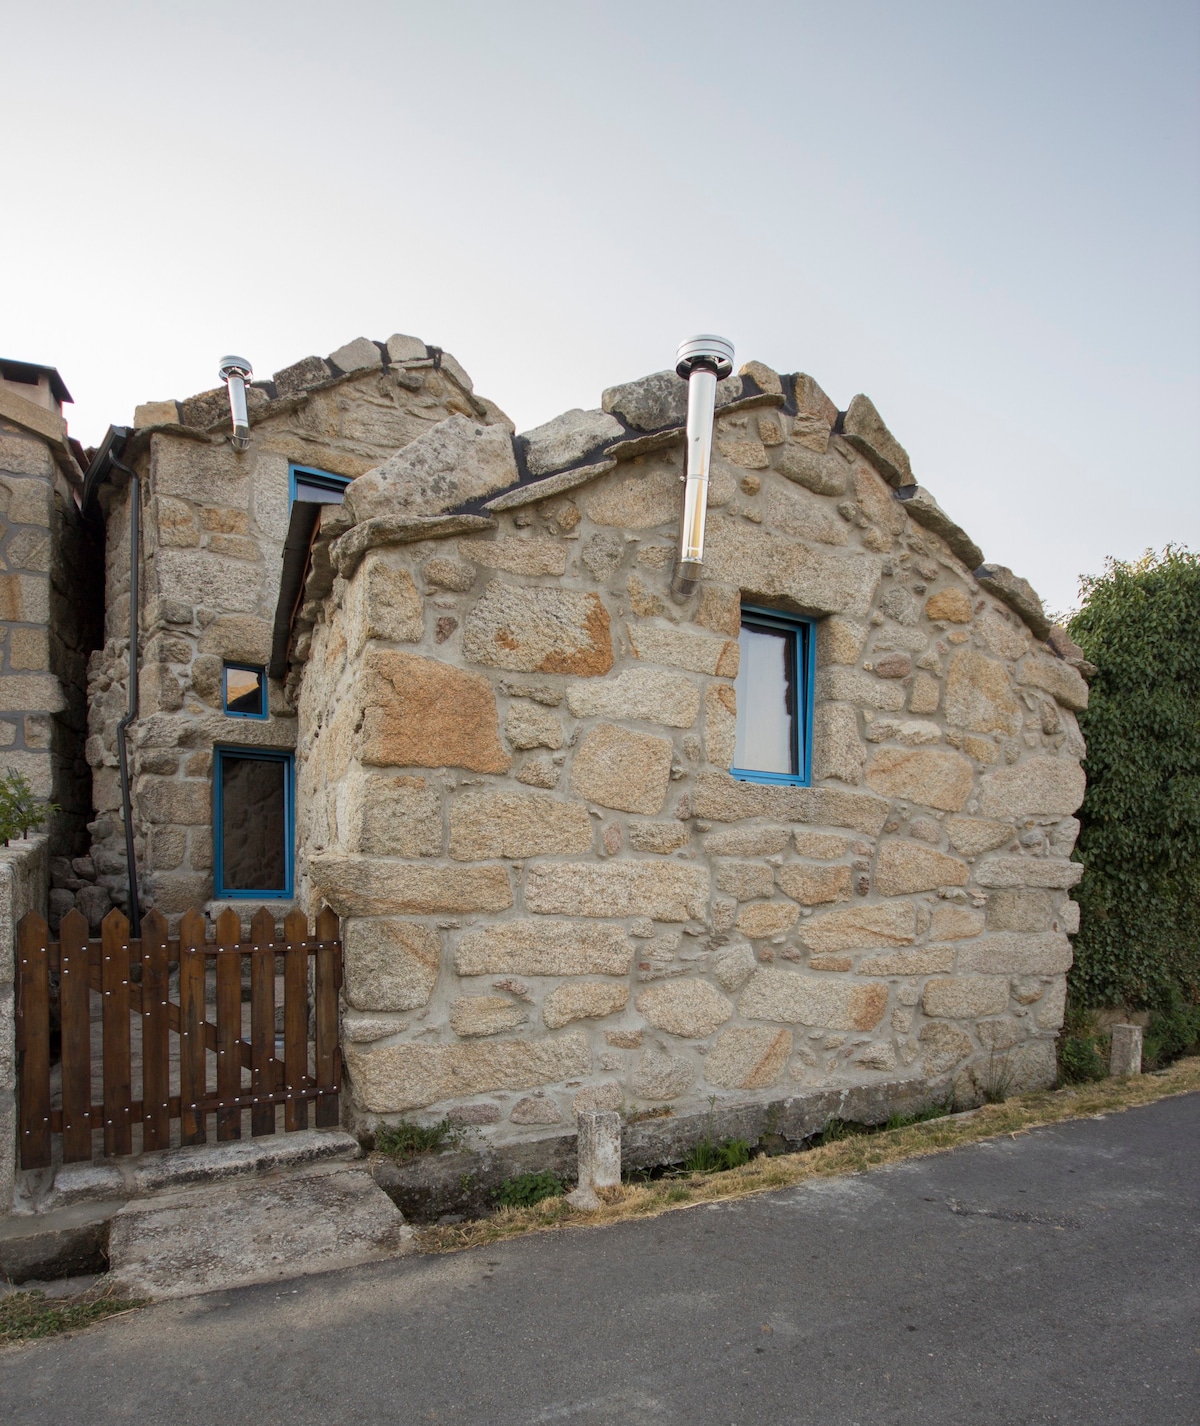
1067,548,1200,1012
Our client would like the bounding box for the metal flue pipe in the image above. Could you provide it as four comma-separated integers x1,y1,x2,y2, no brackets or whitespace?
219,355,253,450
670,334,735,602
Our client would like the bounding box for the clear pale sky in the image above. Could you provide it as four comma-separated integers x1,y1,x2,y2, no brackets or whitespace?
5,1,1198,614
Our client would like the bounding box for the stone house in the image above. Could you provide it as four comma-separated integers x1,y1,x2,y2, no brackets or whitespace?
3,332,1093,1166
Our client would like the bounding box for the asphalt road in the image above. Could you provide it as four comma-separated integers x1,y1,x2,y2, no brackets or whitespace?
3,1093,1197,1426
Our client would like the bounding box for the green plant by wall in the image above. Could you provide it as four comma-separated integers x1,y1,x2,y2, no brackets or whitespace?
0,768,59,846
682,1137,752,1173
493,1170,565,1209
374,1117,461,1160
1068,548,1200,1022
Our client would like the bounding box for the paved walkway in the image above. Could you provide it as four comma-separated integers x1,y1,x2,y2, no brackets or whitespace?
3,1093,1197,1425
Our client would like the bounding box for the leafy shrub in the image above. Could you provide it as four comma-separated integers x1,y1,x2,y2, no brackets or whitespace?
1143,989,1200,1070
1068,549,1200,1015
0,769,60,846
1058,1033,1107,1084
374,1117,460,1160
493,1170,565,1209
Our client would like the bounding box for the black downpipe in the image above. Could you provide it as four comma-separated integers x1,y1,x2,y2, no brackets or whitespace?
109,452,141,936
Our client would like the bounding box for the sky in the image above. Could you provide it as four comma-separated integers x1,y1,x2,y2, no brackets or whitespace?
4,0,1198,615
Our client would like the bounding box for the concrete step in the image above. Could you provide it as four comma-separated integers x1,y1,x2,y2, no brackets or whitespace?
107,1160,413,1299
41,1128,363,1213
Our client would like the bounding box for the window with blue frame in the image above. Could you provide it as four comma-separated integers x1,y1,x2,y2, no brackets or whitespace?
213,747,294,899
730,607,815,786
222,662,268,719
290,463,351,506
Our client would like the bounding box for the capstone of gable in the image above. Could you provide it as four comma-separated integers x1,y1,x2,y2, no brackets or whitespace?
841,394,913,488
272,355,334,398
343,415,517,524
328,336,384,375
975,564,1050,640
520,408,624,477
1017,652,1089,712
385,334,428,363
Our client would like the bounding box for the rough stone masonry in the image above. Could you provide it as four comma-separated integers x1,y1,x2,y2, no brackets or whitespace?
23,332,1092,1164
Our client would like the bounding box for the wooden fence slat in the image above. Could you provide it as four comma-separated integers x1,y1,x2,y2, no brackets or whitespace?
16,913,52,1170
215,908,243,1141
17,904,344,1166
101,909,133,1157
140,908,171,1151
314,906,340,1128
178,909,208,1146
283,909,309,1132
58,909,93,1163
249,908,276,1137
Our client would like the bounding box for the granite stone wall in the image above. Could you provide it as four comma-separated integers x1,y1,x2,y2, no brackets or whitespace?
285,362,1089,1139
0,414,100,867
80,337,502,930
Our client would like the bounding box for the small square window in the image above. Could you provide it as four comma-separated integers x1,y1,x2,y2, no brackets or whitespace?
290,464,351,506
223,663,267,719
731,608,814,787
214,747,294,899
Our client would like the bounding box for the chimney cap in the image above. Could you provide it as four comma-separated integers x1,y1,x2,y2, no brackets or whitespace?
219,355,253,382
675,335,734,381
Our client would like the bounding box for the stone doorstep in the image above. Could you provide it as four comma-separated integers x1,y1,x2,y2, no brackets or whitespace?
0,1200,120,1285
106,1161,413,1301
372,1072,960,1223
39,1128,363,1215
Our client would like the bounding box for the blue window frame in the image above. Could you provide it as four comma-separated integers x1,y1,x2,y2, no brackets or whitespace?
213,746,294,900
290,463,351,506
729,606,815,787
222,662,268,720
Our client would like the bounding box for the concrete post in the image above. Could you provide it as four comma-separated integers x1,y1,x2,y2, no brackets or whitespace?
1110,1023,1143,1077
565,1109,621,1210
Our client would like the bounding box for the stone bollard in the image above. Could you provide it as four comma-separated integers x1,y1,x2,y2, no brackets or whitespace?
565,1109,622,1210
1110,1023,1143,1077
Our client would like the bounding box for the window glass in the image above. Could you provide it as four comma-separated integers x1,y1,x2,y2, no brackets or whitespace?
219,752,289,894
223,664,265,717
734,621,797,776
291,466,351,505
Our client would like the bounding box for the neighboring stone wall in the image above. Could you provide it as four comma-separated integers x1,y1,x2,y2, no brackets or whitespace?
0,833,48,1214
83,336,509,929
290,365,1088,1141
0,413,100,863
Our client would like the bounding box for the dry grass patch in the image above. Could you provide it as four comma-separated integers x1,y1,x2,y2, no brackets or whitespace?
0,1285,147,1347
415,1057,1200,1255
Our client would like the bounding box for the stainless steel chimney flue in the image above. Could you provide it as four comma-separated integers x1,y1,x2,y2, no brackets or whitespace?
671,334,735,602
218,355,254,451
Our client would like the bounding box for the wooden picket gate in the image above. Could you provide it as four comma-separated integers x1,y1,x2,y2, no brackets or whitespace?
15,904,342,1170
